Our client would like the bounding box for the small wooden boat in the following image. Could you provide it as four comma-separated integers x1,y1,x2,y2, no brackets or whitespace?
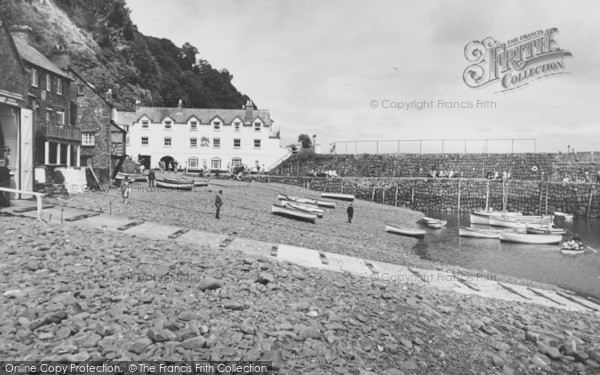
271,205,317,223
320,192,355,201
155,179,194,190
426,221,443,229
499,232,562,244
276,201,324,218
459,226,514,239
278,194,318,205
560,248,585,255
526,227,567,235
489,216,552,228
554,211,574,220
421,216,447,226
385,224,425,238
315,200,336,208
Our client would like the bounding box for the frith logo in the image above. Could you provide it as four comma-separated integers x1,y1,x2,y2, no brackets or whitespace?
463,28,572,92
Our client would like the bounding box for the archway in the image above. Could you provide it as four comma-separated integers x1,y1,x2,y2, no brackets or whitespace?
160,155,175,171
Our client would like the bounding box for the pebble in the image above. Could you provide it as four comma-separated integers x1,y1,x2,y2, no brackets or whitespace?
198,277,223,291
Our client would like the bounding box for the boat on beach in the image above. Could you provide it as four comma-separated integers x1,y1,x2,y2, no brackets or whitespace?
320,192,355,201
116,172,147,181
271,204,317,223
385,224,426,238
278,194,317,205
459,226,515,239
526,227,567,235
276,200,324,218
499,232,562,244
155,179,194,190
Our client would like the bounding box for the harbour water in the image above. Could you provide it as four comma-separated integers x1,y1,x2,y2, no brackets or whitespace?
413,213,600,299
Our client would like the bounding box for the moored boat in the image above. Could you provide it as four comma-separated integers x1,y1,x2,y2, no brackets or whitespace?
271,205,317,223
489,216,552,228
155,179,194,190
526,227,567,235
421,216,447,226
554,211,574,220
320,192,355,201
385,224,425,238
426,221,443,229
499,232,562,244
459,226,514,239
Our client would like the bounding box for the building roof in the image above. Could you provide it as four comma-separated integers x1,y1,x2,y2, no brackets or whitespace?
12,36,71,79
116,111,136,127
135,106,273,126
0,14,26,74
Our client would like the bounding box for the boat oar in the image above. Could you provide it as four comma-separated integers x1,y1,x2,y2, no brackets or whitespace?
585,245,598,253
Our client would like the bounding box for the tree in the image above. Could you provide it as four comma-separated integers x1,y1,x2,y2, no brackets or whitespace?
298,134,312,149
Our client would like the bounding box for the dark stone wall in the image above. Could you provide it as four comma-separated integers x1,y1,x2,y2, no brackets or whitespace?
0,24,26,104
255,176,599,218
275,152,600,182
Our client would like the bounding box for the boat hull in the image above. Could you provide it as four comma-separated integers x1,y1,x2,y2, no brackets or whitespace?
155,179,194,190
320,192,355,201
527,227,567,235
489,217,552,228
499,233,562,244
385,224,425,238
554,211,574,220
459,227,506,239
116,172,147,181
561,249,585,255
271,205,317,223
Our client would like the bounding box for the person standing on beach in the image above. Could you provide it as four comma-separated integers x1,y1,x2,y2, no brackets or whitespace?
148,169,156,188
121,177,132,204
347,203,354,223
0,159,11,208
215,190,223,219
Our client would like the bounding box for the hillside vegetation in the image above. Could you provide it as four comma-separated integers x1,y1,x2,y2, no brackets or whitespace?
1,0,251,110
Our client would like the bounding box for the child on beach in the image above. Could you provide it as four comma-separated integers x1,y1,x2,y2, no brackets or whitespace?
121,177,132,204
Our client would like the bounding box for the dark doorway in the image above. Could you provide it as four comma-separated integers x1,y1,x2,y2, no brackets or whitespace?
160,155,175,171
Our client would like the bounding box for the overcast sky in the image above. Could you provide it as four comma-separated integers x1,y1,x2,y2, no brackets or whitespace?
126,0,600,153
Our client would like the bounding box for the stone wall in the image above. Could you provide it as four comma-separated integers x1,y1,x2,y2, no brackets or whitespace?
275,152,600,182
257,176,600,217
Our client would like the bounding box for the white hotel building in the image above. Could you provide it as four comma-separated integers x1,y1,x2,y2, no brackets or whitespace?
126,100,288,172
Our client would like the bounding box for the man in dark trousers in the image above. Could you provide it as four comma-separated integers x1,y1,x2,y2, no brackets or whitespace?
0,159,11,208
347,203,354,223
215,190,223,219
148,169,156,188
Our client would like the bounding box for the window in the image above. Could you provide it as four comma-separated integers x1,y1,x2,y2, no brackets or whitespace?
45,109,52,122
31,68,38,87
126,135,130,146
213,121,221,130
142,120,149,129
211,158,221,169
56,111,65,125
77,84,85,95
254,122,261,131
82,132,95,146
46,74,52,92
141,136,149,146
234,122,241,131
233,139,241,148
164,137,172,147
56,78,62,95
164,120,172,130
190,121,198,131
254,139,261,148
213,138,221,148
232,157,242,167
188,157,198,168
190,137,197,147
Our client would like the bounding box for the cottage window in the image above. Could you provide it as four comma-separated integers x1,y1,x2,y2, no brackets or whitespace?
213,121,221,130
164,121,172,130
190,138,198,147
141,136,149,146
234,122,241,131
56,111,65,125
190,121,198,131
82,133,95,146
31,68,38,87
188,157,199,168
56,78,63,95
142,120,149,129
77,84,85,95
46,74,52,91
232,157,242,167
233,139,241,148
254,122,261,131
213,138,221,148
254,139,261,148
164,137,172,147
45,109,52,122
211,158,221,169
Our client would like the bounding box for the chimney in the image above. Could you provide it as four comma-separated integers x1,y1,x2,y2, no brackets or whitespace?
10,25,33,45
105,89,113,102
50,45,70,70
135,99,141,112
177,99,183,110
245,99,254,123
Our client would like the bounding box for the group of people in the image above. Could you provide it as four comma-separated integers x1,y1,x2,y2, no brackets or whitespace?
429,170,459,178
158,161,179,173
562,235,585,251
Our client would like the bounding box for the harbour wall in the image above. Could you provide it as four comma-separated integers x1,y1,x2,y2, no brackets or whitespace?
258,176,600,217
273,152,600,181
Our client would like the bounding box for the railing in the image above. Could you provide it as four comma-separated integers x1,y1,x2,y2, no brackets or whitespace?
334,138,537,154
266,150,293,173
0,187,45,220
36,122,82,142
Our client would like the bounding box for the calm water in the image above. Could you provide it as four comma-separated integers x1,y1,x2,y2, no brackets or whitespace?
412,213,600,299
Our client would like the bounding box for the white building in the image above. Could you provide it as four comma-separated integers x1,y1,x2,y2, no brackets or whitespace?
126,100,288,172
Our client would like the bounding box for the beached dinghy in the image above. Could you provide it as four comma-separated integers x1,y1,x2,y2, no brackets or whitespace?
320,192,355,201
155,179,194,190
560,248,585,255
276,201,324,218
526,227,567,235
278,194,317,204
385,224,426,238
271,204,317,223
459,227,514,239
315,200,336,208
499,232,562,244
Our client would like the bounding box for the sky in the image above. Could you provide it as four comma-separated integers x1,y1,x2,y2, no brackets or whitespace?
126,0,600,153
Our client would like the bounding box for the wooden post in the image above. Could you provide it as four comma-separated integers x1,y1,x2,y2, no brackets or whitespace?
340,179,344,193
411,187,415,208
371,187,376,202
538,183,542,215
485,180,490,211
587,187,594,219
382,187,386,205
307,180,310,190
457,179,461,212
502,180,506,212
394,183,399,207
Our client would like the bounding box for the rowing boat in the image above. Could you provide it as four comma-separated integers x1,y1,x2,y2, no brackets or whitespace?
315,200,336,208
271,205,317,223
385,224,425,238
489,216,552,228
499,232,562,244
155,179,194,190
277,201,324,218
320,192,355,201
421,216,447,226
459,226,514,239
526,227,567,235
554,211,574,220
278,194,317,205
560,248,585,255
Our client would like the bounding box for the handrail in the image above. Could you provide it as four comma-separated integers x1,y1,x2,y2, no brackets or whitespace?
266,151,293,173
0,187,45,220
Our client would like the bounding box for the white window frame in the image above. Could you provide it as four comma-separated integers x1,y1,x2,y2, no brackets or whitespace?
56,78,62,95
190,121,198,131
82,132,95,146
211,158,221,169
254,121,262,131
164,137,172,147
188,157,199,168
213,138,221,148
31,68,38,87
141,136,149,146
254,139,261,148
46,74,52,92
213,121,221,131
234,122,241,131
141,120,149,129
190,137,198,147
56,111,65,125
233,139,241,148
77,84,85,95
164,120,172,130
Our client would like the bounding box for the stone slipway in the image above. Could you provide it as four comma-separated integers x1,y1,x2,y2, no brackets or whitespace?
5,200,600,314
